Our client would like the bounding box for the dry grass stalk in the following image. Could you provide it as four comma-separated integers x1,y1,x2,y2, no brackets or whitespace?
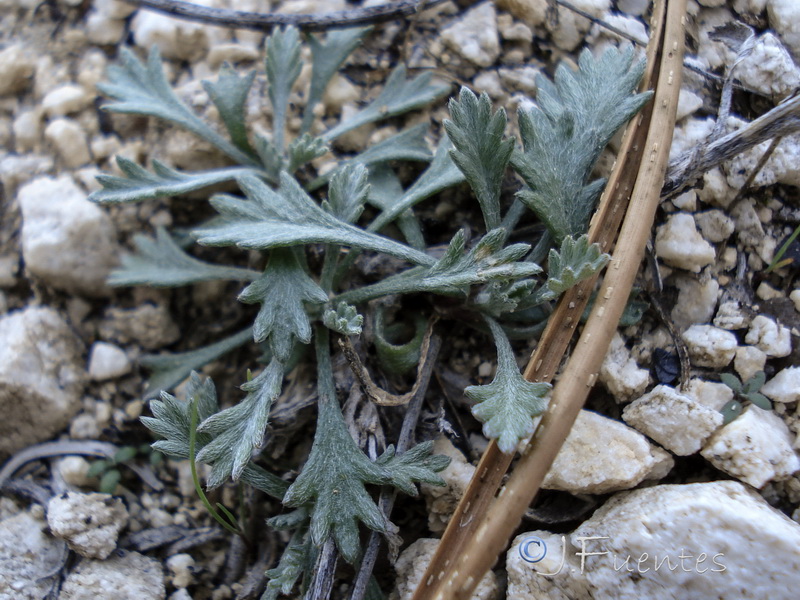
410,0,689,596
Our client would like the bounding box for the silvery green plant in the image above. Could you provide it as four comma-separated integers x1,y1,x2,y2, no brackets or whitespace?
90,27,650,597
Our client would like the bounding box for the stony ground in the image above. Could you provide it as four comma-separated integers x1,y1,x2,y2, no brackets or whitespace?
2,0,800,599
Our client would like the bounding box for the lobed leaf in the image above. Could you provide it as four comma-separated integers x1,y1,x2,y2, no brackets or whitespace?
196,359,284,487
445,88,514,230
90,157,253,205
511,45,651,241
322,66,450,142
466,317,551,453
322,302,363,336
375,441,449,497
98,47,257,166
141,372,289,498
266,26,303,150
238,248,328,361
324,163,370,224
531,234,609,305
282,397,390,563
109,227,260,287
140,327,253,399
336,228,541,304
202,64,256,155
301,27,371,134
194,172,434,266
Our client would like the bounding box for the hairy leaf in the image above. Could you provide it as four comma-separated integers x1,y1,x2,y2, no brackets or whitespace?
288,133,329,173
264,528,310,600
266,26,303,150
532,234,609,304
324,163,370,224
368,136,466,235
141,372,288,498
511,45,651,241
238,248,328,361
90,157,253,204
254,133,285,183
475,279,538,317
140,328,253,399
109,227,260,287
302,27,371,134
98,47,257,166
367,166,424,249
195,172,434,266
466,317,551,453
196,359,283,487
202,64,256,155
311,124,434,191
322,66,450,142
375,441,449,496
282,397,390,563
323,302,363,336
336,228,541,304
445,88,514,230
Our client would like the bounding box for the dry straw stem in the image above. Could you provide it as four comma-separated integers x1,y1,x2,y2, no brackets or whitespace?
409,3,668,599
412,0,687,597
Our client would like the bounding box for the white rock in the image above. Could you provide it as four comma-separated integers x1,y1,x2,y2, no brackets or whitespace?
42,85,91,118
670,116,715,161
12,109,42,153
0,154,54,199
473,71,505,100
695,7,738,69
697,167,736,208
791,289,800,312
543,410,673,494
18,175,119,296
60,550,165,600
768,0,800,61
508,481,800,600
392,539,498,600
598,333,650,403
623,385,723,455
734,0,767,15
43,118,91,168
57,455,92,487
441,2,501,67
745,315,792,357
714,300,752,330
671,274,719,331
589,13,647,45
694,209,735,243
734,345,768,382
671,189,697,211
95,0,137,19
617,0,650,15
549,0,611,51
421,437,475,533
736,33,800,99
756,281,783,301
99,303,181,350
88,342,131,381
496,0,547,27
655,213,716,272
761,367,800,403
131,8,211,62
0,510,65,599
47,492,129,559
498,66,539,95
166,554,195,589
86,10,127,46
698,0,726,5
0,307,84,456
681,324,738,368
676,88,703,121
497,15,533,42
725,124,800,189
701,406,799,487
684,378,735,411
206,43,261,70
0,45,35,96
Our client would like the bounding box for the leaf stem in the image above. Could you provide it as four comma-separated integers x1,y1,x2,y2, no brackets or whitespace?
188,399,244,538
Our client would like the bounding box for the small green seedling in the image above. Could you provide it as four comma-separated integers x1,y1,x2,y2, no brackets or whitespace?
719,371,770,424
87,444,163,494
